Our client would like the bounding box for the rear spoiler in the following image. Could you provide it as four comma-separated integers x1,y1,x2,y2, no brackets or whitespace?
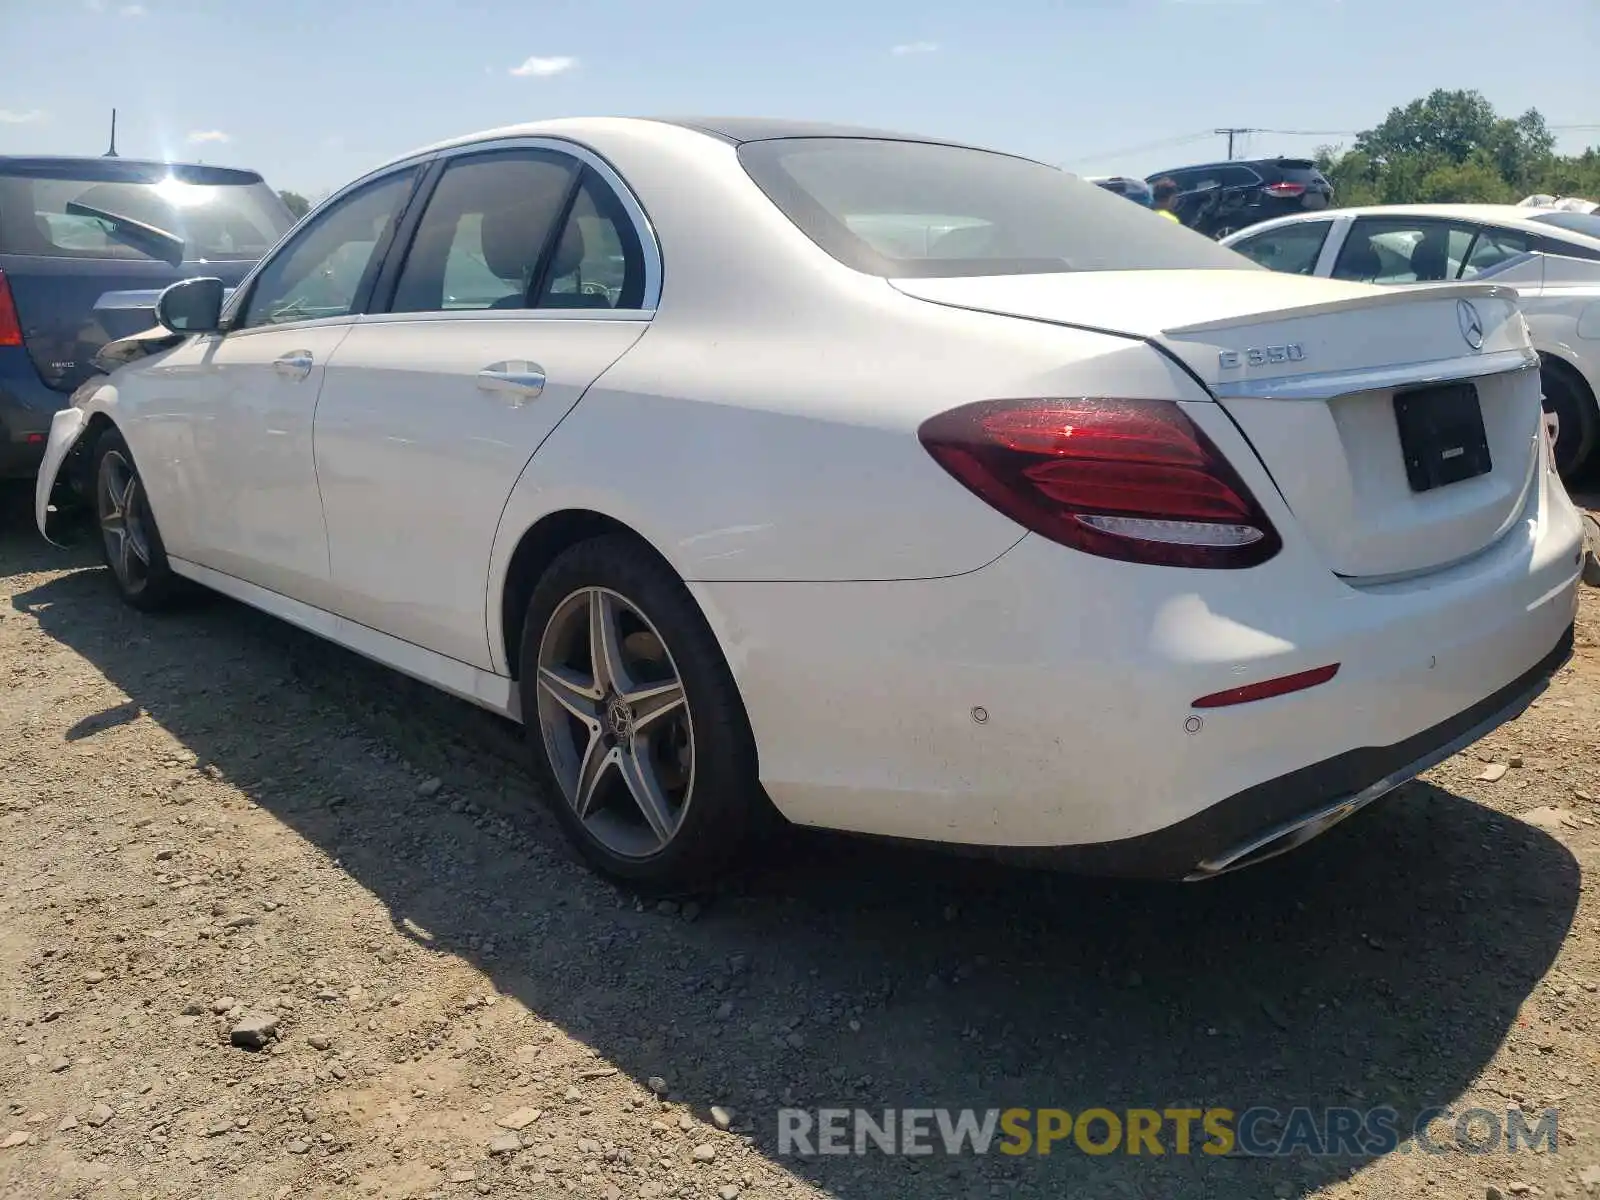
1163,280,1521,336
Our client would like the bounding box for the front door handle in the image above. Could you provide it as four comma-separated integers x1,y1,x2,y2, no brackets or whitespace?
477,361,546,406
274,350,314,380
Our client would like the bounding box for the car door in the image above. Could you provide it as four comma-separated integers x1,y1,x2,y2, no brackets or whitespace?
139,166,422,606
311,142,656,669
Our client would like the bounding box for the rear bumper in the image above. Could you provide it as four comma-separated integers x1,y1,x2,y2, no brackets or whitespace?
690,436,1585,872
0,348,69,479
965,623,1573,880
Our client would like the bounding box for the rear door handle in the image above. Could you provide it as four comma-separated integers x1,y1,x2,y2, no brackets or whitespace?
477,361,546,406
274,351,314,380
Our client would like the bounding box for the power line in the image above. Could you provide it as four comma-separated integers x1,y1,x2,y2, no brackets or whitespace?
1068,130,1215,167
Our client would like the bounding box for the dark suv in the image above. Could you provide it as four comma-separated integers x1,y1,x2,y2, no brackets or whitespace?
1143,158,1333,238
0,157,294,479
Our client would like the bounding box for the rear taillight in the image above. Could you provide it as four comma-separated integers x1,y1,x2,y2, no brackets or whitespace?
1263,181,1307,199
917,398,1282,569
0,270,22,347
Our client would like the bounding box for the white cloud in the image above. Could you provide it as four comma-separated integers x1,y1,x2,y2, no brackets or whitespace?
890,40,938,55
120,3,147,14
510,55,577,77
187,129,230,144
0,109,45,124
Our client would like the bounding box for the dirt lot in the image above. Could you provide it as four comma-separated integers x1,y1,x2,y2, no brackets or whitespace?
1,483,1599,1200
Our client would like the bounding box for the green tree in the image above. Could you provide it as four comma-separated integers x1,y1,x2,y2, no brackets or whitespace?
278,190,311,221
1319,90,1593,207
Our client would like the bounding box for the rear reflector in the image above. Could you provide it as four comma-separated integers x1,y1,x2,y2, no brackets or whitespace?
0,270,21,347
26,433,44,445
1192,663,1340,709
917,397,1282,569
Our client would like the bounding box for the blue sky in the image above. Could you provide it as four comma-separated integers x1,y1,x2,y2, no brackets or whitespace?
2,0,1596,197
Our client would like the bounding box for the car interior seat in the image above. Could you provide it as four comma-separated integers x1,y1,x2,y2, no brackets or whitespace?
1408,228,1452,281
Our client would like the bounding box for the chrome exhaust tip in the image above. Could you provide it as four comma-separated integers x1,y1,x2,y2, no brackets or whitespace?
1183,790,1391,882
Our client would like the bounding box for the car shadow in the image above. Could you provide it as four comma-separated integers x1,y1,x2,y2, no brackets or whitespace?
7,546,1583,1200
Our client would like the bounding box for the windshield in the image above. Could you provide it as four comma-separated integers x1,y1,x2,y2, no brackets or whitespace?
1527,211,1600,241
0,164,293,262
737,137,1258,278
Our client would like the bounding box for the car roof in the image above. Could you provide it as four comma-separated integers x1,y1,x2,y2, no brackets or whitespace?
1147,157,1318,176
1229,203,1600,251
387,115,1044,174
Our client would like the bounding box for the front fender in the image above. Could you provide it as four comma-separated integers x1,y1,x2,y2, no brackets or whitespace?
34,376,122,545
34,406,91,545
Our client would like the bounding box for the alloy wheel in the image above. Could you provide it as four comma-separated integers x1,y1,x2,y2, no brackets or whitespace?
97,450,152,593
534,586,695,859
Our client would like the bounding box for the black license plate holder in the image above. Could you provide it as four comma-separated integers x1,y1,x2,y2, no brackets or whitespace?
1392,382,1492,493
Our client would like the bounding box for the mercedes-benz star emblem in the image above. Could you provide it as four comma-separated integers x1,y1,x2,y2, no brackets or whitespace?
1457,299,1485,351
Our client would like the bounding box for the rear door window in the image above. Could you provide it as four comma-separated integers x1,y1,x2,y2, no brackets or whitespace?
1333,217,1476,283
1230,221,1332,275
390,149,577,313
0,164,292,262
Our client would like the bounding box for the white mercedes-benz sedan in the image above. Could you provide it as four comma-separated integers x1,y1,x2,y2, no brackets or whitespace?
1220,204,1600,479
34,117,1588,889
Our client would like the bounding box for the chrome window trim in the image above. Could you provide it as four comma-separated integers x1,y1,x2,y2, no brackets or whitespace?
354,308,652,327
1212,347,1540,401
218,133,663,330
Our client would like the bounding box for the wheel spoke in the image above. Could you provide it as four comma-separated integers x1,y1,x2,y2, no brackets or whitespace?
625,678,685,734
119,531,138,579
537,664,602,723
573,736,618,821
617,743,677,846
587,589,631,694
119,473,139,520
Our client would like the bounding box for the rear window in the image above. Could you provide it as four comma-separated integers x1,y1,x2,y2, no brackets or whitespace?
1275,160,1325,183
0,162,293,262
1527,212,1600,241
737,138,1257,278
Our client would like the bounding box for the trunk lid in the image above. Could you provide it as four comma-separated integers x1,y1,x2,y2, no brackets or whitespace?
0,254,247,393
894,270,1541,579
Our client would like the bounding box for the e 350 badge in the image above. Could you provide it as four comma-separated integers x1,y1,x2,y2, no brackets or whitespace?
1218,344,1306,370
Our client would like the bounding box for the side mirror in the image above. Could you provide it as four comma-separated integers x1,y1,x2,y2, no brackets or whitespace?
154,277,224,335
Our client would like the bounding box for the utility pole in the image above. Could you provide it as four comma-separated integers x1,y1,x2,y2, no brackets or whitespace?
1214,127,1255,161
103,108,119,158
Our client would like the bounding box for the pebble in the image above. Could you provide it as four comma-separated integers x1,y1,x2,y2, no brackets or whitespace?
647,1076,669,1096
682,901,702,922
578,1137,601,1155
49,1057,70,1073
603,1186,623,1200
1,1131,29,1149
84,970,107,985
488,1132,521,1155
719,1188,741,1200
692,1142,717,1163
229,1014,280,1050
449,1169,477,1183
1508,756,1524,768
55,1116,76,1133
212,997,236,1015
417,777,443,798
1478,763,1510,782
1487,1188,1505,1200
714,1001,734,1020
86,1103,114,1128
564,1086,583,1102
496,1107,542,1130
307,1034,331,1051
710,1106,733,1131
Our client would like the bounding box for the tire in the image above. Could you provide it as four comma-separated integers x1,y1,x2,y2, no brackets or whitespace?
90,427,188,612
1541,359,1598,481
518,534,775,892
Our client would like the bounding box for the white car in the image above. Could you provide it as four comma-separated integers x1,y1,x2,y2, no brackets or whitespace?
1221,204,1600,479
34,118,1586,889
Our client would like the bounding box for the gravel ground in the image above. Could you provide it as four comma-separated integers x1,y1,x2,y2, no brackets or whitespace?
2,480,1599,1200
